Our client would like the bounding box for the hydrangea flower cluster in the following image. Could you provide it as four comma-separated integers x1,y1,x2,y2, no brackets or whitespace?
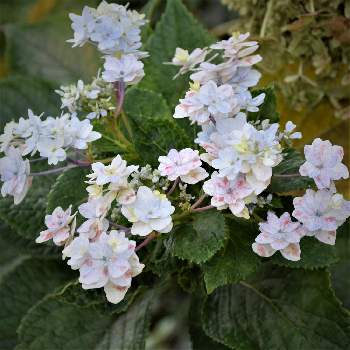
253,138,350,260
170,33,283,218
0,110,101,204
68,1,147,85
1,1,345,305
36,154,174,303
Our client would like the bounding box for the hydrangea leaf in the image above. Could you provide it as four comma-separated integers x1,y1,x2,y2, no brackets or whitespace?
5,14,100,84
0,258,71,350
202,266,350,350
0,76,59,131
0,173,56,240
202,218,261,294
170,211,227,264
330,220,350,309
271,237,338,269
189,295,230,350
248,86,280,123
46,167,89,214
140,0,213,107
16,288,155,350
124,87,191,166
270,149,314,194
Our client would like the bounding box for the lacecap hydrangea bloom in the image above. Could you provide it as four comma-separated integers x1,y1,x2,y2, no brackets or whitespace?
299,138,349,190
121,186,175,236
293,189,350,245
158,148,208,184
63,230,144,304
252,211,305,261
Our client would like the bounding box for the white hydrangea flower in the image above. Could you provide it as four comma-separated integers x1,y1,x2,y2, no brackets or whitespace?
0,146,32,204
293,189,350,245
299,138,349,189
121,186,175,236
210,32,259,60
174,81,239,125
67,6,96,47
63,230,144,304
170,47,208,76
158,148,208,184
37,137,66,165
0,121,17,153
283,121,302,140
15,109,43,156
235,90,265,112
203,172,254,218
68,116,101,149
36,206,74,245
102,54,144,85
77,195,112,239
252,211,305,261
55,80,87,112
227,67,261,92
88,154,137,186
68,1,147,56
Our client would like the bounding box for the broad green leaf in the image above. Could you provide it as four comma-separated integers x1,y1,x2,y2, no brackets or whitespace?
0,258,71,350
0,173,56,240
140,0,213,107
189,295,229,350
0,76,59,130
330,220,350,309
270,149,314,194
47,167,89,214
5,14,100,84
171,211,227,264
17,288,155,350
124,87,190,166
248,86,280,123
271,236,338,269
202,218,261,294
202,266,350,350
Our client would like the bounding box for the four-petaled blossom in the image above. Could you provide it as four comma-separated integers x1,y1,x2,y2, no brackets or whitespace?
63,230,144,304
293,189,350,245
299,138,349,189
77,195,112,239
122,186,175,236
0,147,32,204
36,206,75,245
174,81,239,125
252,212,305,261
88,155,137,186
203,172,253,218
170,47,207,77
102,55,144,85
158,148,208,184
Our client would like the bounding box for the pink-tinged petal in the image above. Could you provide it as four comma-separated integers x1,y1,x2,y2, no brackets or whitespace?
252,243,276,257
315,230,336,245
280,243,301,261
35,230,54,243
104,282,128,304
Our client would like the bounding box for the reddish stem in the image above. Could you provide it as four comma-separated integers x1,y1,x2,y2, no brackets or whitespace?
191,205,214,213
114,80,125,118
190,194,207,210
167,177,180,196
135,232,157,252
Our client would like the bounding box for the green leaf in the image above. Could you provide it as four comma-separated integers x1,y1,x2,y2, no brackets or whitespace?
17,288,155,350
330,220,350,309
140,0,213,107
202,266,350,350
171,211,227,264
0,258,71,350
5,14,100,84
0,174,56,240
248,86,280,123
271,236,338,269
0,76,59,131
189,295,229,350
47,167,89,214
270,149,314,194
202,218,261,294
124,87,190,166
